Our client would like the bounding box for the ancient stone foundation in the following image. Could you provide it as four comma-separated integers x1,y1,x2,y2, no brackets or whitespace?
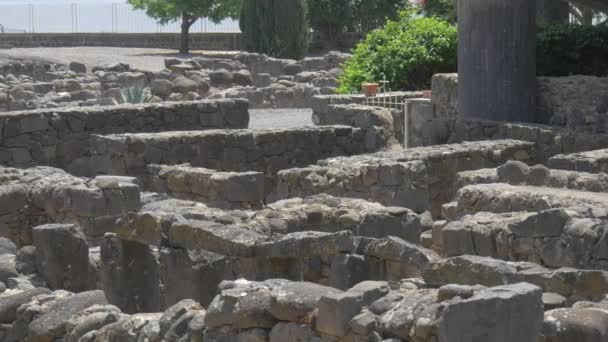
1,70,608,342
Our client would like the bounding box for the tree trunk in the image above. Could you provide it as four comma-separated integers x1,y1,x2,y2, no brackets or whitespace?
458,0,537,122
179,14,196,55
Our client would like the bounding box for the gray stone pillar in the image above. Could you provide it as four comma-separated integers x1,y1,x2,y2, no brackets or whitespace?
458,0,537,122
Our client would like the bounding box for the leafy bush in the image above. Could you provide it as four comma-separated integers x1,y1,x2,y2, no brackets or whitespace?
240,0,309,60
337,11,457,93
537,23,608,77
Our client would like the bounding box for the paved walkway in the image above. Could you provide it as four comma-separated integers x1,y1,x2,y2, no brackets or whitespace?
0,47,237,71
249,109,313,129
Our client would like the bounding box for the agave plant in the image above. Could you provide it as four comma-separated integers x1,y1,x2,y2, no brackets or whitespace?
118,86,154,104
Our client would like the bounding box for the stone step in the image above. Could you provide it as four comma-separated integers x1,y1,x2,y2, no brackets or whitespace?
436,208,608,271
548,148,608,173
455,161,608,193
423,255,608,303
145,164,265,210
455,183,608,216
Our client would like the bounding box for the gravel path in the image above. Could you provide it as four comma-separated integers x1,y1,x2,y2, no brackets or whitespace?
0,47,237,71
249,109,314,129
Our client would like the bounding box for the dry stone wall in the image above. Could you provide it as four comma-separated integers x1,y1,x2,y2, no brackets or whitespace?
272,140,536,215
0,99,249,175
0,166,140,245
91,126,387,178
431,73,608,133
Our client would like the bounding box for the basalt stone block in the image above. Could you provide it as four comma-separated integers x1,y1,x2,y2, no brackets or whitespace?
32,223,89,292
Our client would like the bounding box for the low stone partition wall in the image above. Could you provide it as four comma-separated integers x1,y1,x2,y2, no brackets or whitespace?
431,73,608,134
455,161,608,193
312,103,401,145
91,125,387,177
146,164,266,209
548,148,608,173
438,209,608,271
102,194,435,311
0,166,140,245
433,118,608,162
0,99,249,176
423,255,608,303
0,32,242,50
455,183,608,216
311,92,422,117
271,140,537,215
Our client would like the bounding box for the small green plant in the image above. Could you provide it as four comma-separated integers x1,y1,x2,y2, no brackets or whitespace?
337,10,457,93
119,87,154,104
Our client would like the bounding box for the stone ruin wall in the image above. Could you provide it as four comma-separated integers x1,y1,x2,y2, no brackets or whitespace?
0,99,249,175
1,65,608,342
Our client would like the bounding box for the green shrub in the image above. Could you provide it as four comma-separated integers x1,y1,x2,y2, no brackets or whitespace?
537,23,608,77
337,11,457,93
240,0,309,60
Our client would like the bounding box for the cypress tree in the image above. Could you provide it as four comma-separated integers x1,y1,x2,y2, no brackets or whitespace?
240,0,309,59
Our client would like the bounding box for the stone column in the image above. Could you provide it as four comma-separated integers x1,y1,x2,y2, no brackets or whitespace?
458,0,537,122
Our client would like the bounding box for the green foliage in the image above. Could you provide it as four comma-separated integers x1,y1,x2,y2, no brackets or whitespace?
308,0,353,41
337,11,457,93
537,23,608,77
119,87,154,104
240,0,309,59
127,0,241,24
351,0,408,33
419,0,457,24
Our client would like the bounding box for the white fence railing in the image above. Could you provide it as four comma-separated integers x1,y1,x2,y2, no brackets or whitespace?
0,3,240,33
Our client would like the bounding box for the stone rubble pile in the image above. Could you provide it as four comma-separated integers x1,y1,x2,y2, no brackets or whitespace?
0,51,351,112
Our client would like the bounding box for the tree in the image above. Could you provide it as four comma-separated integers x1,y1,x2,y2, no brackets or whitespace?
127,0,241,54
418,0,457,24
240,0,309,59
308,0,353,48
351,0,406,32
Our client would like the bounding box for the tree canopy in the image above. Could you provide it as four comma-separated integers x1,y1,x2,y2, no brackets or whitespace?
127,0,241,53
127,0,241,24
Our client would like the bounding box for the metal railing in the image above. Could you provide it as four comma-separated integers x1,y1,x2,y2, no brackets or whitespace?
0,3,240,33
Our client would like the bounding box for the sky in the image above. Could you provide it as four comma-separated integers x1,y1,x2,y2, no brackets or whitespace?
0,0,120,3
0,0,240,32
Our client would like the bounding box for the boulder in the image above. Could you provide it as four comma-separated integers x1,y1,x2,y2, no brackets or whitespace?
27,290,109,341
209,69,234,87
69,61,87,74
542,308,608,342
172,76,199,94
233,70,253,86
32,224,89,292
0,288,50,323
